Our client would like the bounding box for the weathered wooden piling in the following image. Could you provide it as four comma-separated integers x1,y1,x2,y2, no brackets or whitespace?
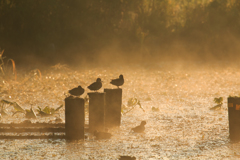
104,88,122,128
88,92,105,132
228,97,240,142
65,96,85,140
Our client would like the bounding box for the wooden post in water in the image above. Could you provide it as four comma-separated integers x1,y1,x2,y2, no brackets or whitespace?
104,88,122,128
228,97,240,142
65,96,85,140
88,92,105,132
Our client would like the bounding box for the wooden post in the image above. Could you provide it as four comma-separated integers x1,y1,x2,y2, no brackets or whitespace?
104,88,122,128
88,92,105,132
228,97,240,142
65,96,85,140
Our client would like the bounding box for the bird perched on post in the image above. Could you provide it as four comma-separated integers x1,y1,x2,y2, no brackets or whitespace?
88,78,102,91
131,121,146,133
110,74,124,88
94,130,112,139
69,86,85,97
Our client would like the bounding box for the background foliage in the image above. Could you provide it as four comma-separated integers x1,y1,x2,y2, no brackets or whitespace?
0,0,239,65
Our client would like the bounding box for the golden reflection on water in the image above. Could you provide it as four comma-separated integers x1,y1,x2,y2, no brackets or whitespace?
0,62,240,159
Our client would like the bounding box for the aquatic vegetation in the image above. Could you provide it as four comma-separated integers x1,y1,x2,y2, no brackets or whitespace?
12,106,37,119
0,99,63,118
214,97,223,105
0,63,239,159
1,100,25,112
37,105,63,117
0,104,8,117
0,50,17,81
25,107,37,119
123,98,145,115
210,97,223,110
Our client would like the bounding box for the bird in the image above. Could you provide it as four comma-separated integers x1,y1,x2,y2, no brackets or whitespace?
110,74,124,88
94,130,112,139
131,121,146,133
88,78,102,91
118,156,136,160
69,85,85,97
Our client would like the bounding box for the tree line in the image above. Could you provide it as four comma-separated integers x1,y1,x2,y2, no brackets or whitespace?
0,0,240,64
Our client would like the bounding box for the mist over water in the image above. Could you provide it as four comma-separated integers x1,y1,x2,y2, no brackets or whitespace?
0,0,240,68
1,62,240,159
1,0,240,159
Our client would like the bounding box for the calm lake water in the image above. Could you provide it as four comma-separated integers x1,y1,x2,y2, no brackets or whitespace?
0,62,240,159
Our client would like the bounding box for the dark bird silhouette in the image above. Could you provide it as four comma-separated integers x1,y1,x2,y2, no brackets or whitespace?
94,130,112,139
131,121,146,133
88,78,102,91
110,74,124,88
119,156,136,160
69,85,85,96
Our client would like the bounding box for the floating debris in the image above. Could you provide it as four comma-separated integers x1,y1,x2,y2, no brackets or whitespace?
151,106,159,112
118,156,136,160
55,117,63,123
210,104,222,110
21,119,32,124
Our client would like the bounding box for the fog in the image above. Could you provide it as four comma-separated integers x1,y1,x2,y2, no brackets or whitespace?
0,0,240,69
1,0,240,159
